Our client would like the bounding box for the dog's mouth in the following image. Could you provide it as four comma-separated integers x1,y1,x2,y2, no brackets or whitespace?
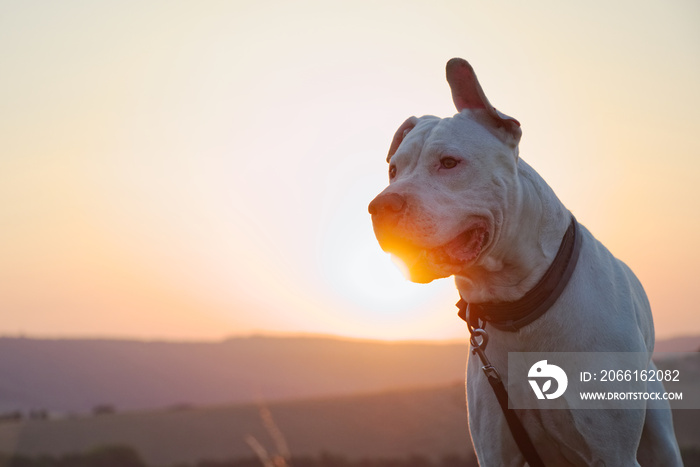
432,224,490,265
381,221,491,283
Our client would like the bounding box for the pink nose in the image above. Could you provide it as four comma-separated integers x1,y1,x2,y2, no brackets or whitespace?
368,192,406,217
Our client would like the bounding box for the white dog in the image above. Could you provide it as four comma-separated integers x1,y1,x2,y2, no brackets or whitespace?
368,58,682,466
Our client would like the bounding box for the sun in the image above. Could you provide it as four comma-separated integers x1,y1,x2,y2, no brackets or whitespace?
317,177,444,321
336,236,439,314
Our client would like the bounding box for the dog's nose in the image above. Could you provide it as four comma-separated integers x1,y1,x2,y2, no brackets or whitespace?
368,192,406,216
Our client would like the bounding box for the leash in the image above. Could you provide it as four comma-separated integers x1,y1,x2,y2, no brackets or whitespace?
456,216,582,466
459,301,545,467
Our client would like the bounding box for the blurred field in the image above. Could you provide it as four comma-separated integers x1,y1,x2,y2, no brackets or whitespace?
0,337,697,465
0,384,475,466
1,382,698,466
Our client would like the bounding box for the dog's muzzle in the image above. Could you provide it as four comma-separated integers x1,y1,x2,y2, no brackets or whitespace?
367,192,408,251
369,191,491,283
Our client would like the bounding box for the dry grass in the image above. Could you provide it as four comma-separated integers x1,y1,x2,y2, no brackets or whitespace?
245,404,291,467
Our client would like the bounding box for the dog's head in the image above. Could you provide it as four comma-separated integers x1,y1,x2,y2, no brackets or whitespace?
368,58,522,284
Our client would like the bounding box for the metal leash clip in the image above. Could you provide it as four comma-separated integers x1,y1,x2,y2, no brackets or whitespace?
469,327,502,382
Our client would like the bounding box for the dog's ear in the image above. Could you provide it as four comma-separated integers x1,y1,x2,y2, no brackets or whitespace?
387,116,418,162
446,58,521,145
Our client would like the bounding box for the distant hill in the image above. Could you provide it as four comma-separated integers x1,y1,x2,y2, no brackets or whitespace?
654,335,700,353
0,336,470,413
0,334,696,415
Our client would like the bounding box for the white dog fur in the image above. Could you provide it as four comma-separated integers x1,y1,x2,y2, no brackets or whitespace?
368,58,682,466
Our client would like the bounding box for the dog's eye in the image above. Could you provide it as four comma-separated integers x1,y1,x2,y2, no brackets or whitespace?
440,157,459,169
389,165,397,179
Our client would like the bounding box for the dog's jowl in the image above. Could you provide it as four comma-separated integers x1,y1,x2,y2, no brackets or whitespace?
368,58,683,466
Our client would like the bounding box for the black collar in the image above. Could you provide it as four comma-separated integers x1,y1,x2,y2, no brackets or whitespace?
457,216,582,332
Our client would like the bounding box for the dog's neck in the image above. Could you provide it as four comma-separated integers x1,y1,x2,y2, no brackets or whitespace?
455,158,570,304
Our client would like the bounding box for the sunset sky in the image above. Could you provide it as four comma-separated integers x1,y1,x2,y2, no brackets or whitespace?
1,1,699,342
